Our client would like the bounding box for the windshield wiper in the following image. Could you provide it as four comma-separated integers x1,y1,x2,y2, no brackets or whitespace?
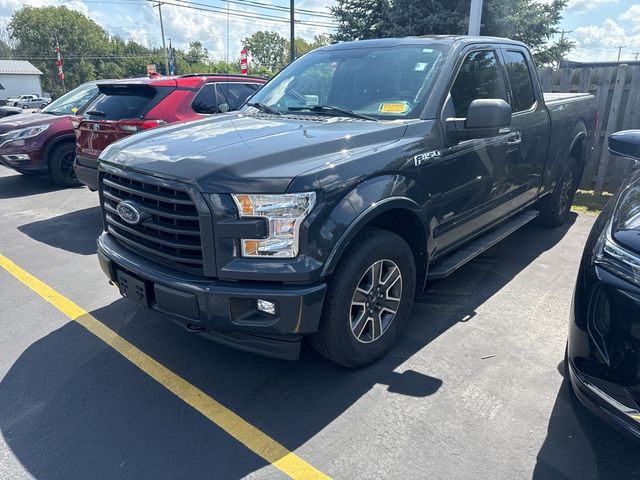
246,102,282,116
85,110,106,117
287,105,378,122
40,110,59,115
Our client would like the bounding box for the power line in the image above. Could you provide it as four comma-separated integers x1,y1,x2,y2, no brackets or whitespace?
170,0,333,19
147,0,336,28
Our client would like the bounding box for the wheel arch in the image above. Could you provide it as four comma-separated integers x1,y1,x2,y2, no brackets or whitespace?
568,122,588,184
321,196,430,294
44,134,76,170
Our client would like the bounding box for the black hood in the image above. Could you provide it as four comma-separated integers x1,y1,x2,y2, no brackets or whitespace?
100,113,408,193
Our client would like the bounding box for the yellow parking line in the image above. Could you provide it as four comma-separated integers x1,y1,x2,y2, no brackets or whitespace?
0,253,330,480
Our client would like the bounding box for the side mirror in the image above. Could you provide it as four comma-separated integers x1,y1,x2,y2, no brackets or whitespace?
608,130,640,161
446,99,512,143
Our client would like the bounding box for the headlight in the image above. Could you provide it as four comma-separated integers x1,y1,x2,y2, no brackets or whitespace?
0,124,50,145
230,192,316,258
594,178,640,285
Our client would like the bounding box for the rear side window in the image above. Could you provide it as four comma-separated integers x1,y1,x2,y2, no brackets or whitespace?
216,83,261,111
503,50,536,112
191,83,217,114
84,85,161,120
449,50,507,118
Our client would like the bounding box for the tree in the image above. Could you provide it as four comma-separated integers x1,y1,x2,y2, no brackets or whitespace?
9,6,111,97
332,0,390,41
331,0,571,64
242,31,288,70
186,41,209,65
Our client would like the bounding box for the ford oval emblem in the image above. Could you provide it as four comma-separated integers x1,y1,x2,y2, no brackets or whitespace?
117,200,143,225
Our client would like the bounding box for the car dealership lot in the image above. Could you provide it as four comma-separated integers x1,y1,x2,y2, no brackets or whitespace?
1,165,639,480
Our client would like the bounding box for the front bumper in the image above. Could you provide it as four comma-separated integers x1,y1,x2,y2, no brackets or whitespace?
568,259,640,441
74,155,98,190
0,144,46,173
98,233,327,360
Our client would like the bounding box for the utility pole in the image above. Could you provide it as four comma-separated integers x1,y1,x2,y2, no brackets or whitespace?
616,45,625,62
290,0,295,62
154,2,170,75
634,52,639,62
557,29,572,68
468,0,483,36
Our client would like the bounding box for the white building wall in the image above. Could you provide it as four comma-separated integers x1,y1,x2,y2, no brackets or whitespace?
0,74,42,100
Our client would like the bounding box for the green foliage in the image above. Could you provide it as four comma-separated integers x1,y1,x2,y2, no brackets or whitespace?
332,0,572,64
242,30,288,70
5,5,280,99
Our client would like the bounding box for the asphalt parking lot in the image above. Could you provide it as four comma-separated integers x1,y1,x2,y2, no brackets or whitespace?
1,165,640,480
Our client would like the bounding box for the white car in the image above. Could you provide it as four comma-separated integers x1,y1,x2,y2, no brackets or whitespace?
5,95,50,108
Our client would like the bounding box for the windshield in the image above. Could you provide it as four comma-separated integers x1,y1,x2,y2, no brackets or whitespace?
245,44,449,120
42,83,99,115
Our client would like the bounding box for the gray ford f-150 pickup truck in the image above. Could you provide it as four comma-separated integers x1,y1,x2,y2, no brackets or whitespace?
96,36,597,367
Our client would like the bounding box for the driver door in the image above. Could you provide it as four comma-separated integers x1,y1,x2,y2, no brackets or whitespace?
432,49,512,254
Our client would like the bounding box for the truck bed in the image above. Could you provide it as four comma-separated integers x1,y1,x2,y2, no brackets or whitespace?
543,92,594,106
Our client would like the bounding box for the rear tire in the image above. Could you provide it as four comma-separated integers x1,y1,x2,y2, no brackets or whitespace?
538,158,579,228
310,227,416,368
48,143,80,187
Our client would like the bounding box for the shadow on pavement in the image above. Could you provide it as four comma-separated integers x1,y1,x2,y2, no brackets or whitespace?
1,213,594,479
18,206,103,255
0,170,77,199
533,362,640,480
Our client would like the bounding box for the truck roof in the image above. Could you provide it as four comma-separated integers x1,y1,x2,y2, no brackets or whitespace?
320,35,528,51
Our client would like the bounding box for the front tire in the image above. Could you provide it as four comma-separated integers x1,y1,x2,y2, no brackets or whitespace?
538,158,579,227
48,143,80,187
310,227,416,368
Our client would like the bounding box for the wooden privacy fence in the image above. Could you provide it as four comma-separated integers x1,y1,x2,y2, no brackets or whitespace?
538,65,640,194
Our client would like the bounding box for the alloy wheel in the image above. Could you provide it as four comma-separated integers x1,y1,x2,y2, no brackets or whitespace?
349,259,403,343
558,170,574,216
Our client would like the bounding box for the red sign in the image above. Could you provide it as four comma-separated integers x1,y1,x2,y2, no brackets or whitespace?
55,44,64,81
240,47,248,76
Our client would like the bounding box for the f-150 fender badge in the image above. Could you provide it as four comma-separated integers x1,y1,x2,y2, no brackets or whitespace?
413,150,442,167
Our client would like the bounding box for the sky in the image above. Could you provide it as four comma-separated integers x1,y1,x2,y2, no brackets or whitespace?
0,0,639,63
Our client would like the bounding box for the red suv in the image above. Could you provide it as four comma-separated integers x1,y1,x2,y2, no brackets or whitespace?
74,74,266,190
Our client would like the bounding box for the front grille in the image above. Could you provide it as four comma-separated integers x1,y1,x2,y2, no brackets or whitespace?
101,172,204,273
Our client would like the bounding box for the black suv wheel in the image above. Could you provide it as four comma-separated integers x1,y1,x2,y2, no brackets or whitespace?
310,227,416,368
48,143,81,187
539,158,579,227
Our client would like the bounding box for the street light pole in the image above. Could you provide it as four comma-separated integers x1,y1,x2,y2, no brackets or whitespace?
290,0,295,62
468,0,483,36
154,2,170,75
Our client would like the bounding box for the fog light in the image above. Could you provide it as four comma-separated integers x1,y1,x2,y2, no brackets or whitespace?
257,299,276,315
2,153,30,164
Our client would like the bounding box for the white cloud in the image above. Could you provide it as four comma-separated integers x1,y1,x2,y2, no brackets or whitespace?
565,0,617,15
569,19,640,62
620,4,640,30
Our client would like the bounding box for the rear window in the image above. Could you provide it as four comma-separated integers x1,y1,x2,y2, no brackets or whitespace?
191,82,262,114
84,84,167,120
503,50,536,113
216,83,261,111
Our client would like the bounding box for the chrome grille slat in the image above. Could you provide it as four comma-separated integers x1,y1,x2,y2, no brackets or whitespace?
102,190,199,221
102,178,194,205
101,171,204,273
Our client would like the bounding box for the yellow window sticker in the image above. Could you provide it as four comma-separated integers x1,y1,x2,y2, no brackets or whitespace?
378,102,409,114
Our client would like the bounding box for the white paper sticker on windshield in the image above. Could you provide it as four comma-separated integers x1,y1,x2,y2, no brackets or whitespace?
422,49,434,53
415,62,428,71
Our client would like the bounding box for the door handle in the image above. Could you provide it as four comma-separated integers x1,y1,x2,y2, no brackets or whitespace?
507,132,522,146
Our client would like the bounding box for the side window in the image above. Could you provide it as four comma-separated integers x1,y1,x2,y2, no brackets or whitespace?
216,83,261,112
449,50,507,118
503,50,536,113
191,83,217,114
